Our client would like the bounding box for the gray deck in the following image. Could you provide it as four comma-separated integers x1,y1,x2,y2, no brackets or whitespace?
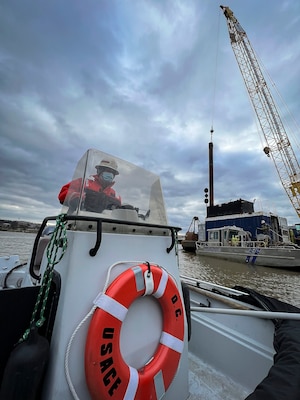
188,352,250,400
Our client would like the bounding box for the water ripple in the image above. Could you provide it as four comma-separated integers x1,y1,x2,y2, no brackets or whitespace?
179,249,300,307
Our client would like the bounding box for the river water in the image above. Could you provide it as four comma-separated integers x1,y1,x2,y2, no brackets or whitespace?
0,231,37,263
179,250,300,307
1,231,300,307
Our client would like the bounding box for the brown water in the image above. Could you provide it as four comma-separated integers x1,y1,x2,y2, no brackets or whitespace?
179,249,300,307
1,231,300,307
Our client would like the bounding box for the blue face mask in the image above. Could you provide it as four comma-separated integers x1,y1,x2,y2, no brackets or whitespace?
101,171,114,182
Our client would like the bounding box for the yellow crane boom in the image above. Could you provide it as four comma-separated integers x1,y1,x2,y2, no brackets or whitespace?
220,5,300,217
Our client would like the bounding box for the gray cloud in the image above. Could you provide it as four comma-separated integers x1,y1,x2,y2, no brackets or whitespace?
1,0,300,232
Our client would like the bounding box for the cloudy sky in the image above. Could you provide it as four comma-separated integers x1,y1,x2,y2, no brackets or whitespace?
1,0,300,232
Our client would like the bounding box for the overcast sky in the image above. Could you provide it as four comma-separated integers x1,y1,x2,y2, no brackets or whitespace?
1,0,300,232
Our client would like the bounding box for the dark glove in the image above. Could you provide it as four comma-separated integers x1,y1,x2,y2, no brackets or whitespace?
85,189,121,212
84,190,105,212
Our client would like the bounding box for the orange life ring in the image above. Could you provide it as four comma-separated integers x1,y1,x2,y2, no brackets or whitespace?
85,263,185,400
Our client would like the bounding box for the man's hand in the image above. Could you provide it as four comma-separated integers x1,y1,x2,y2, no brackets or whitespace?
84,189,120,212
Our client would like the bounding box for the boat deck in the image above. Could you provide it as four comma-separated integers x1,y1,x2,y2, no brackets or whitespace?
188,352,250,400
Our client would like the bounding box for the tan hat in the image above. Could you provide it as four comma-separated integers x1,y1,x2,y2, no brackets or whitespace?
95,158,119,175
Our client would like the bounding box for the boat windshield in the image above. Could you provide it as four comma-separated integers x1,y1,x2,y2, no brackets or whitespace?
60,149,168,225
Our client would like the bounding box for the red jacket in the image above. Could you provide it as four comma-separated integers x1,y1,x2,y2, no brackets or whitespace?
58,175,120,206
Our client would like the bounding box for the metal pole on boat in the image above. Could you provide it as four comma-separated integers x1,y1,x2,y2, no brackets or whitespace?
191,306,300,320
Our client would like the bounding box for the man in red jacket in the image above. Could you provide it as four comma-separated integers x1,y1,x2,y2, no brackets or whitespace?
58,158,121,213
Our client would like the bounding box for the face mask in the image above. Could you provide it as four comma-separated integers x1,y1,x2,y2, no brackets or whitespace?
101,171,114,182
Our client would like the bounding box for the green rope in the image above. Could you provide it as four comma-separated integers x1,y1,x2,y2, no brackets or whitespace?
19,214,68,342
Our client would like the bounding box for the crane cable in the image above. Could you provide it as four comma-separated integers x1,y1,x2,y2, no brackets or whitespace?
230,21,300,159
210,8,222,132
256,51,300,154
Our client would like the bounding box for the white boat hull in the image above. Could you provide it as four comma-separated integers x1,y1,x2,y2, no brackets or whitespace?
42,230,189,400
196,244,300,268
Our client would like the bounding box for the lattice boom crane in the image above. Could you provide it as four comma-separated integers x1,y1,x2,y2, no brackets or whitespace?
220,5,300,217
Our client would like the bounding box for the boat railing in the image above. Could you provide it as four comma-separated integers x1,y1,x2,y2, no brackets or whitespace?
197,240,269,248
197,241,223,248
240,240,267,248
241,240,300,249
269,244,300,250
28,214,181,280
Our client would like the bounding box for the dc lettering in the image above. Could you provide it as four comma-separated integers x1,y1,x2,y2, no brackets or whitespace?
171,294,182,318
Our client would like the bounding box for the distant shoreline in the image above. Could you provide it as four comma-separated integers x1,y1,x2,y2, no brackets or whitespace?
0,219,40,233
0,228,39,233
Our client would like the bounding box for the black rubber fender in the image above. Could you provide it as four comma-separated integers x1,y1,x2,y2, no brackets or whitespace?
181,282,191,341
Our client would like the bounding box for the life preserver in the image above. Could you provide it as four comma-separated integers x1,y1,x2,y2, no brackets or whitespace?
85,263,185,400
